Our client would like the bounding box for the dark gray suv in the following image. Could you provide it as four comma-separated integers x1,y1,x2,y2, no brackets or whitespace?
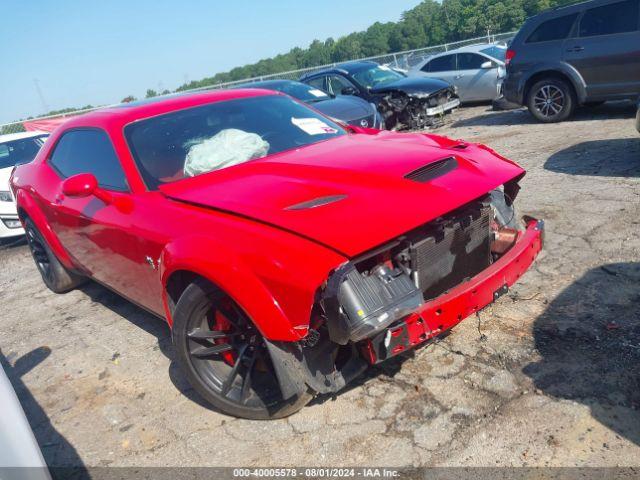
503,0,640,122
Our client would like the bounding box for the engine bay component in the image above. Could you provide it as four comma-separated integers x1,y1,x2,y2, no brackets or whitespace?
337,264,423,343
379,89,460,130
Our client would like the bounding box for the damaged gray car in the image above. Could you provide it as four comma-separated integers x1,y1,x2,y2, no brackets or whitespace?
300,60,460,130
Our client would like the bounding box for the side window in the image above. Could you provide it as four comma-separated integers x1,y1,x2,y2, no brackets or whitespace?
305,77,327,92
457,53,488,70
579,0,639,37
327,75,356,95
425,55,456,73
49,129,128,191
526,13,579,43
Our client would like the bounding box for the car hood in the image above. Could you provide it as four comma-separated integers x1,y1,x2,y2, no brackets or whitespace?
370,77,452,96
312,96,372,122
160,133,524,258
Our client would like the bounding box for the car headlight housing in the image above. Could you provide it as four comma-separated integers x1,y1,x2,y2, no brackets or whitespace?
0,191,13,202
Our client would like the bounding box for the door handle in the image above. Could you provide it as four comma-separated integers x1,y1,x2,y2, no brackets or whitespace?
566,46,585,52
54,194,64,205
455,74,464,79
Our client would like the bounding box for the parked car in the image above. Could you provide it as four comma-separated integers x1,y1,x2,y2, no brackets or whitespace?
235,79,383,129
300,61,460,130
503,0,640,122
408,44,507,102
0,363,50,478
0,131,48,239
11,90,543,419
636,97,640,133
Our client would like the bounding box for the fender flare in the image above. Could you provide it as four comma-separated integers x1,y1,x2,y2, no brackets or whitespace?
14,189,76,270
520,62,587,104
159,235,304,342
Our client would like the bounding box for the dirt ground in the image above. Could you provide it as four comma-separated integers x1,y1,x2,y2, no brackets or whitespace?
1,103,639,469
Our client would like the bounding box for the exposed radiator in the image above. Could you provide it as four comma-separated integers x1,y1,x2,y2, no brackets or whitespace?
410,204,492,300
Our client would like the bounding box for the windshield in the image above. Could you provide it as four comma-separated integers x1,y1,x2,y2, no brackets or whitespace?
479,46,507,62
0,135,48,169
352,66,404,89
266,82,331,103
125,95,346,189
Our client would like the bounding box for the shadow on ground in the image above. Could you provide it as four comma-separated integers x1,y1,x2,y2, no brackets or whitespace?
78,282,214,411
544,138,640,177
0,347,88,476
452,102,636,128
523,263,640,446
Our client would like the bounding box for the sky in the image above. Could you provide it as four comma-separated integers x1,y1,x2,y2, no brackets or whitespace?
0,0,420,124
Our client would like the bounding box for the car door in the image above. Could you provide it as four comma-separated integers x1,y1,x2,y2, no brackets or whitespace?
564,0,640,98
455,52,500,101
44,128,152,307
422,54,458,86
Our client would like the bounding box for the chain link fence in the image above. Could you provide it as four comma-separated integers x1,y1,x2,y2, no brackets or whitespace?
0,31,515,136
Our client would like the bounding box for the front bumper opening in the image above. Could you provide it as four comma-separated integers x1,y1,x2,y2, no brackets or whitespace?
321,190,543,357
361,217,544,364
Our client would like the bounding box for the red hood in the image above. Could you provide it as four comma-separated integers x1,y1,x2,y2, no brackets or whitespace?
159,132,525,257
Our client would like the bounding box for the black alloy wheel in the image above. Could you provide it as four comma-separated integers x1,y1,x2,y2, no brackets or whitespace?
172,279,312,419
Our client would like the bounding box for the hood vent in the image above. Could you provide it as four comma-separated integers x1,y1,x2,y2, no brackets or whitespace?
405,156,458,183
285,194,347,211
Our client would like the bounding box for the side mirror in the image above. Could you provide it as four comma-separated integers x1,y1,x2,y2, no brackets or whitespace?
62,173,113,204
481,61,494,69
341,86,358,96
62,173,97,198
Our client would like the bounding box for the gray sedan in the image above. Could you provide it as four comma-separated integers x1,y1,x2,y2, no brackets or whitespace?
408,44,507,102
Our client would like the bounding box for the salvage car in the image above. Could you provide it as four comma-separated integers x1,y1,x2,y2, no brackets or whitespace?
300,61,460,130
0,131,49,238
11,90,543,419
235,79,383,129
408,44,507,103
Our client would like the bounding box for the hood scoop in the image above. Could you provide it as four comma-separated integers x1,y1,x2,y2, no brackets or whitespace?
285,194,347,211
405,156,458,183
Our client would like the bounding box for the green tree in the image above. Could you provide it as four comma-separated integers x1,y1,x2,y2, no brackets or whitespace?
145,89,158,98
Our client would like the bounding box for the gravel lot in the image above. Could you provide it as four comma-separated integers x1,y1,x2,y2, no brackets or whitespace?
1,103,639,469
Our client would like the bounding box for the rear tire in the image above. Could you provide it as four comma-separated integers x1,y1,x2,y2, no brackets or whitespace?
24,218,86,293
527,78,575,123
172,278,312,419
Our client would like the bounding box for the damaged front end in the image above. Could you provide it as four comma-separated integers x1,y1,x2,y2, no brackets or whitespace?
266,180,543,400
378,87,460,130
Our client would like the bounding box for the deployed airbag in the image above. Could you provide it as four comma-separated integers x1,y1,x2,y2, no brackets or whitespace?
183,129,270,177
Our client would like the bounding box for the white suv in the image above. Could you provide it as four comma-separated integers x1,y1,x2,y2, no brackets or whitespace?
0,132,48,238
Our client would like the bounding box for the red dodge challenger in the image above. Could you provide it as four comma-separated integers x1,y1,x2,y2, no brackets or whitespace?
10,90,543,419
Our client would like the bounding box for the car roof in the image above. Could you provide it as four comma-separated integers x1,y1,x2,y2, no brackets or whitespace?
0,131,49,143
300,61,378,79
57,89,279,130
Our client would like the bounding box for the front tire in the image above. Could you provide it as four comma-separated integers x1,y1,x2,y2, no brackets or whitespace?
24,218,86,293
527,78,575,123
172,279,312,419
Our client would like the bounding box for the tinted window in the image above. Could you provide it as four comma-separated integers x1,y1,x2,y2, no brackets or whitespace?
457,53,488,70
49,129,128,191
125,95,346,190
327,75,356,95
0,135,48,169
305,77,327,92
425,55,456,72
526,13,578,43
579,0,639,37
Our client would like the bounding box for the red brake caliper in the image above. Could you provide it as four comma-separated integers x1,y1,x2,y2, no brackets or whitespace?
214,301,236,366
